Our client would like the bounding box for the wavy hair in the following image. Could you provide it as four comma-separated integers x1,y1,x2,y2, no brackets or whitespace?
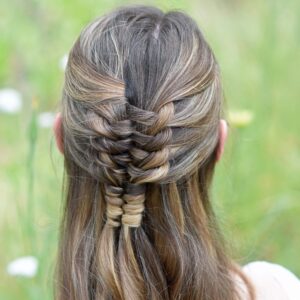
55,5,254,300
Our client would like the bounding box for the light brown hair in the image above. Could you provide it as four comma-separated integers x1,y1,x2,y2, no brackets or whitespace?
55,5,254,300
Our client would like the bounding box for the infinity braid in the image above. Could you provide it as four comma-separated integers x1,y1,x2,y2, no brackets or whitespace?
89,100,175,230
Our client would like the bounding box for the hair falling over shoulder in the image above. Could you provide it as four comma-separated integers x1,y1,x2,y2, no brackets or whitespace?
54,5,255,300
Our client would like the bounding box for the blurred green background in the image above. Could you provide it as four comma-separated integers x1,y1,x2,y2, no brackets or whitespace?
0,0,299,299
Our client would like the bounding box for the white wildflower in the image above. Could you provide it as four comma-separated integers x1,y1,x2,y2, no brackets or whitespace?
6,256,38,278
37,112,55,128
0,88,22,114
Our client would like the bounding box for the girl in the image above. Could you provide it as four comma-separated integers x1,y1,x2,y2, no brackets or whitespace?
53,5,300,300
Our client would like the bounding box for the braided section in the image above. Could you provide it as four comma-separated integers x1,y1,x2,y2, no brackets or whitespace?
104,184,124,227
120,101,174,227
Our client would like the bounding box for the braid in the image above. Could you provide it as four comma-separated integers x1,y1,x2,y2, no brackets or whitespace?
87,89,174,229
87,103,173,229
89,101,174,229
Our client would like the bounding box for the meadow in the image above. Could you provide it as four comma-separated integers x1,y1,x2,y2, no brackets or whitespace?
0,0,299,299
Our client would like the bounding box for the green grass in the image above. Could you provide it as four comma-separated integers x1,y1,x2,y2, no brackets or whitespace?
0,0,300,299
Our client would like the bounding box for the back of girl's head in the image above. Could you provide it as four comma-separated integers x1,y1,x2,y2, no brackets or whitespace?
56,5,252,300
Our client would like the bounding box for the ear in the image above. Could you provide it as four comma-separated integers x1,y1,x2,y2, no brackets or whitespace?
216,119,228,162
53,112,64,155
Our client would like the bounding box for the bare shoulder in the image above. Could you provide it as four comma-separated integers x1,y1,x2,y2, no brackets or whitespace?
242,261,300,300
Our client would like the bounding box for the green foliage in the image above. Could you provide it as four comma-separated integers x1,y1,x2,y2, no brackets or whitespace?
0,0,299,299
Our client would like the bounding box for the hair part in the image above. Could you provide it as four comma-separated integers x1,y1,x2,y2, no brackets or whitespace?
55,5,254,300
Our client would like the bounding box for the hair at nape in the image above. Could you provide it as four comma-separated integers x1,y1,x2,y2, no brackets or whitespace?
55,5,254,300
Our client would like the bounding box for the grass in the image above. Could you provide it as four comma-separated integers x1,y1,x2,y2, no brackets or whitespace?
0,0,299,299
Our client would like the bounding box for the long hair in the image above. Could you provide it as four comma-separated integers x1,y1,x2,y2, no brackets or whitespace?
55,5,254,300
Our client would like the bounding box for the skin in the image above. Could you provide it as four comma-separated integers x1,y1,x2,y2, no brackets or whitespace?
53,113,228,161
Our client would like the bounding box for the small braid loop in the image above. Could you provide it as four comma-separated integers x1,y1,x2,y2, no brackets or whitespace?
121,182,146,228
104,183,124,227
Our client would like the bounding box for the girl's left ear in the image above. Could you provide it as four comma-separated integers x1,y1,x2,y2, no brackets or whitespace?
216,119,228,162
53,113,64,155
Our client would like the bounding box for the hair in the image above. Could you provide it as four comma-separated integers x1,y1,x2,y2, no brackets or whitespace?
54,5,254,300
